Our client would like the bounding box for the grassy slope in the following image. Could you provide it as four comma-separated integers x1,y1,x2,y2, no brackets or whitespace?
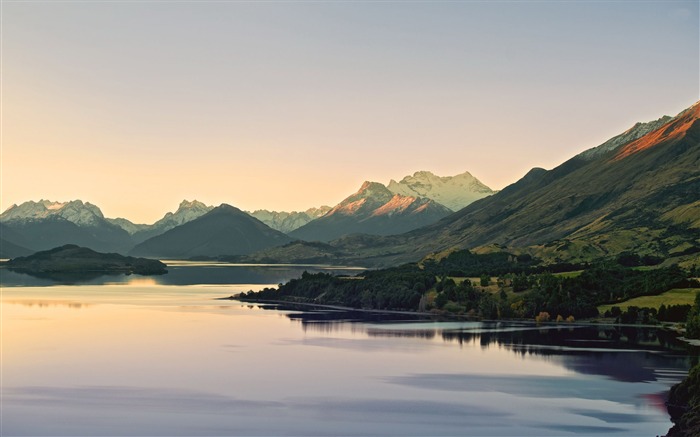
598,288,700,313
449,272,698,316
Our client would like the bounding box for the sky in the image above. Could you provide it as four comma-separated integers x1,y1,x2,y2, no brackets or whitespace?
2,1,698,224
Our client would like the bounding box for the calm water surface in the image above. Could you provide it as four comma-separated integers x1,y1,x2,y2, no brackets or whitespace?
2,264,697,436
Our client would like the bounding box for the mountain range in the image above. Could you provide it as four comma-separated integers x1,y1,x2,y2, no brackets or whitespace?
2,101,698,266
1,170,486,259
0,200,132,254
0,200,215,258
247,206,332,234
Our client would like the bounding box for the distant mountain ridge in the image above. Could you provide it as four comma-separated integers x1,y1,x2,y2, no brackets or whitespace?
0,199,217,254
2,199,106,227
1,168,492,256
130,204,293,258
105,218,150,235
289,181,452,242
128,200,214,243
152,200,213,229
248,206,331,234
1,200,132,254
387,170,495,211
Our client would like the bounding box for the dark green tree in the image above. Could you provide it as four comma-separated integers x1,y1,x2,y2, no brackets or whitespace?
512,273,529,292
435,292,448,309
480,275,490,287
686,293,700,339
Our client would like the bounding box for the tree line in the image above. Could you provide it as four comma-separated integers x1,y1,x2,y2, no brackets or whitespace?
240,248,698,322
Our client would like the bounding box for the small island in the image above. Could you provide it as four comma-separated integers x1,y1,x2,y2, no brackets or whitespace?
4,244,167,275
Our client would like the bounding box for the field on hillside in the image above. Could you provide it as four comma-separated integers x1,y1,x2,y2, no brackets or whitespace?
598,288,700,313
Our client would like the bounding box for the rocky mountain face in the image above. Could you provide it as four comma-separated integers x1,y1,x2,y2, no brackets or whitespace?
130,204,294,258
248,206,331,234
387,170,495,211
1,200,133,253
577,115,673,161
289,181,452,242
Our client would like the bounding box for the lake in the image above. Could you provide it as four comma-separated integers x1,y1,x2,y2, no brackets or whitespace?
2,263,698,436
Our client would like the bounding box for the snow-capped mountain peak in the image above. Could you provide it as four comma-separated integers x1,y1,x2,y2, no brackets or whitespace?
247,205,332,234
152,200,213,229
107,200,214,239
176,199,210,212
45,201,67,210
0,199,105,227
387,170,494,212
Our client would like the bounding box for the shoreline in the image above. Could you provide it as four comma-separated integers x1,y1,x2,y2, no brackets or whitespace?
219,296,444,318
219,296,691,330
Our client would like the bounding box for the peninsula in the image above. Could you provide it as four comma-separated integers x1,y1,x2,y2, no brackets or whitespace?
4,244,167,275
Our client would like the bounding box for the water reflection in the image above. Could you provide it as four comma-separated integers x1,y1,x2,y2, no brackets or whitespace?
4,286,698,437
440,324,684,353
5,300,90,309
7,385,284,411
0,269,125,286
367,328,438,340
278,307,697,384
0,263,364,287
118,277,159,287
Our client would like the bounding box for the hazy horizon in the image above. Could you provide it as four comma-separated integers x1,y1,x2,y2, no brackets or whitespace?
2,1,698,223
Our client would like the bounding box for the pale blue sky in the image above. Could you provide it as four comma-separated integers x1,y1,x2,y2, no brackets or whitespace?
3,1,698,222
